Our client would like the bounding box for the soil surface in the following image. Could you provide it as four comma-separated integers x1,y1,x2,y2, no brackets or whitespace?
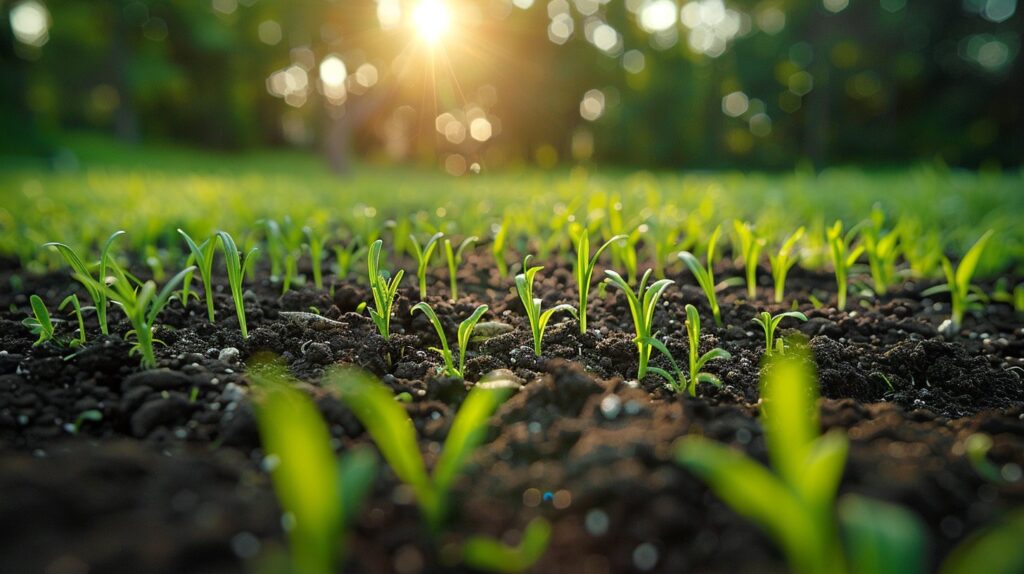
1,250,1023,574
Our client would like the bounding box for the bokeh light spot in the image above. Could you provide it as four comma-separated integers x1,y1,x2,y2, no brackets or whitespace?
10,0,50,47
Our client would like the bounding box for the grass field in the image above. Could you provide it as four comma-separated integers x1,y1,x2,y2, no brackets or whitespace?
3,136,1022,278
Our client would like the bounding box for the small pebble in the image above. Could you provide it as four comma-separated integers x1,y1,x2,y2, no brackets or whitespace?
218,347,240,363
600,395,622,420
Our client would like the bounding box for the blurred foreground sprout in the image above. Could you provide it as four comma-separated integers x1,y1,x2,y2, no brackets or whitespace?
332,369,510,532
252,361,376,574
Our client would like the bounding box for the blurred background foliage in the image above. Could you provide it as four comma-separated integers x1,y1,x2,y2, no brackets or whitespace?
1,0,1020,172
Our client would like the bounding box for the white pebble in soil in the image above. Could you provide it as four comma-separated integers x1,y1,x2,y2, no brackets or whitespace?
219,347,241,363
600,394,622,420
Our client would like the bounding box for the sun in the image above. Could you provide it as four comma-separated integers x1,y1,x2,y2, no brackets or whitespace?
411,0,451,45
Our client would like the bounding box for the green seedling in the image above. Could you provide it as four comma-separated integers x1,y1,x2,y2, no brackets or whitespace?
304,226,326,290
646,214,678,280
411,232,444,300
177,229,217,322
367,239,405,341
939,508,1024,574
604,268,673,379
492,219,509,279
333,239,368,283
991,279,1024,312
574,230,626,334
81,263,194,369
608,227,642,285
445,236,478,302
69,409,103,434
839,493,1024,574
676,348,849,574
769,227,805,303
922,230,994,333
265,218,303,294
144,244,166,282
252,361,377,574
515,255,577,357
332,369,510,532
826,221,864,310
45,230,124,335
59,293,86,347
462,516,552,573
837,495,927,574
964,433,1005,483
898,218,943,279
752,310,808,357
641,304,731,396
860,218,900,296
23,294,56,346
733,220,766,300
217,231,258,339
411,302,489,378
679,225,729,327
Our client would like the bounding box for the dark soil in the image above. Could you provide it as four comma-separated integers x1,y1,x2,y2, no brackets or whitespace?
1,251,1022,574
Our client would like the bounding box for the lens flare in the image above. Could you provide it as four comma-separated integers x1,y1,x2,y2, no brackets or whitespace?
412,0,451,45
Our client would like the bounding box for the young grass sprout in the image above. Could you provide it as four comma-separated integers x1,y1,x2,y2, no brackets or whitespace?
492,219,509,279
81,262,194,368
675,348,849,574
252,361,377,574
462,517,552,573
923,229,994,334
367,239,405,341
826,221,863,310
410,232,444,300
679,225,728,327
23,294,56,346
604,268,673,379
516,256,577,357
641,304,731,396
733,220,766,300
333,239,367,284
769,227,805,303
304,226,326,290
574,230,625,334
45,230,124,336
59,294,86,347
411,302,488,378
333,369,510,532
217,231,257,339
177,229,217,322
264,219,303,294
752,310,808,357
444,236,477,302
861,217,900,296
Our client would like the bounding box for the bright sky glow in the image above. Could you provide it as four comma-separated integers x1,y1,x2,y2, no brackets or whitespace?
412,0,451,44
